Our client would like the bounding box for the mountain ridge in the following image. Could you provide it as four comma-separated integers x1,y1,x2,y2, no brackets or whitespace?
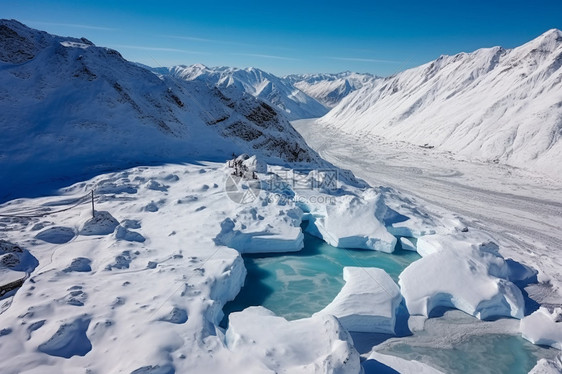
158,64,330,120
0,20,322,201
284,71,380,108
319,28,562,176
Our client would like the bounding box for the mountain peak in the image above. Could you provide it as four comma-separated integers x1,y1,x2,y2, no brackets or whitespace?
0,19,46,64
524,28,562,51
191,63,208,70
541,28,562,38
161,64,328,120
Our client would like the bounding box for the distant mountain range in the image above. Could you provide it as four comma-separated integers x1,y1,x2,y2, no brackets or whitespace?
319,29,562,175
1,18,560,191
154,65,377,120
285,72,379,108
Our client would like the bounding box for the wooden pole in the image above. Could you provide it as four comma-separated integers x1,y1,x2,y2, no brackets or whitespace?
91,190,95,217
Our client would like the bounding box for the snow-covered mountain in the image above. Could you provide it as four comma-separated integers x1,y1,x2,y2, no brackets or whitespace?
161,64,329,120
0,20,321,201
320,29,562,176
1,19,560,374
285,72,379,108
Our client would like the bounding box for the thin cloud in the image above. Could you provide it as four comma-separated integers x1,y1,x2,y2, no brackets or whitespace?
166,35,216,43
112,44,208,54
329,56,403,64
235,53,298,61
165,34,257,48
23,20,116,31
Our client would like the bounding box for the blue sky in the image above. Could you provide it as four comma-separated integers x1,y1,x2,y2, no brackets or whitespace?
3,0,562,76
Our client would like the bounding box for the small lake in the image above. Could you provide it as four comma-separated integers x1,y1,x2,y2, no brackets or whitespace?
222,230,420,324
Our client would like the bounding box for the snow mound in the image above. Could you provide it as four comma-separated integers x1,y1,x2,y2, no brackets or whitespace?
35,226,75,244
214,175,305,253
226,306,361,373
521,307,562,350
80,211,119,236
305,189,397,252
315,267,402,334
415,232,500,258
399,231,525,320
37,316,92,358
215,209,304,253
114,225,146,242
0,240,37,273
63,257,92,272
529,355,562,374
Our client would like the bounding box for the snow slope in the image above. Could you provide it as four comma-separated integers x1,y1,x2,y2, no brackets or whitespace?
285,72,378,108
319,29,562,175
161,64,329,120
0,162,365,374
0,20,321,202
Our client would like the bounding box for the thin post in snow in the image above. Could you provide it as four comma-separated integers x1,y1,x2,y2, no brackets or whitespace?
91,190,95,217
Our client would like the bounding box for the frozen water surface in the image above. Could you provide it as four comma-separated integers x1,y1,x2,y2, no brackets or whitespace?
380,334,555,374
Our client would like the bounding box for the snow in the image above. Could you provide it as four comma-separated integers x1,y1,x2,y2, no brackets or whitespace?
0,19,322,203
0,240,38,295
399,230,525,320
315,267,402,334
80,211,119,236
318,29,562,176
529,355,562,374
0,160,381,373
399,237,417,251
226,306,361,374
294,115,562,372
161,64,329,120
284,71,379,108
293,117,562,310
1,19,560,374
521,307,562,350
0,163,253,373
303,189,397,253
213,202,305,254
